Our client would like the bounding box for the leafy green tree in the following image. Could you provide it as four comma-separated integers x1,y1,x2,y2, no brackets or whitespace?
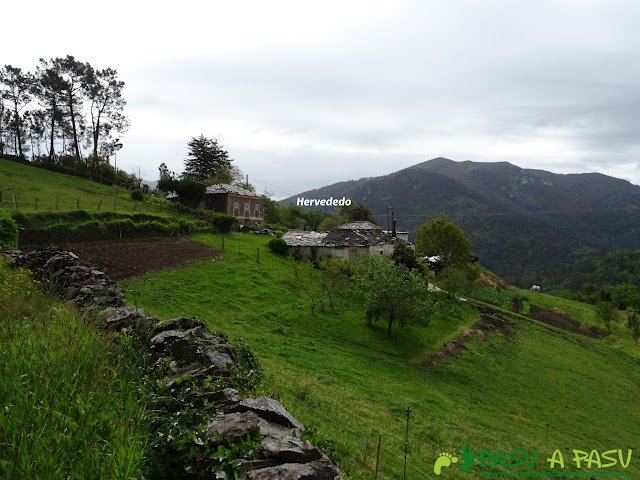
158,162,174,182
211,213,237,233
263,197,282,225
304,210,331,231
416,215,474,276
184,135,230,181
316,215,343,232
596,301,616,333
57,56,92,159
344,203,378,224
0,65,34,157
315,202,378,231
349,254,434,338
206,164,242,185
291,259,329,314
318,256,351,310
280,204,305,229
158,175,206,208
439,264,479,298
612,283,640,310
626,307,640,345
390,239,420,272
85,67,129,159
290,257,351,314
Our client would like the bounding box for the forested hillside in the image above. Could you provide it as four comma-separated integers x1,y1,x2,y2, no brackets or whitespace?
281,158,640,291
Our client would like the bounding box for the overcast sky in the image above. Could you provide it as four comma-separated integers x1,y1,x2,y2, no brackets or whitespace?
5,0,640,198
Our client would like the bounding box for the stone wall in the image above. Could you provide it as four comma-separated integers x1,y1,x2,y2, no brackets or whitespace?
2,247,343,480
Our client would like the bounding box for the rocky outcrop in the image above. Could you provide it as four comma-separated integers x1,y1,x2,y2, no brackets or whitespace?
1,247,344,480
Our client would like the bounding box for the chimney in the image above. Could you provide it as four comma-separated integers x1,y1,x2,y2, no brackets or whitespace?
392,218,397,238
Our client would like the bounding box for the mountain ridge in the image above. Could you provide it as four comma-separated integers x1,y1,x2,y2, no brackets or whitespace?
280,158,640,288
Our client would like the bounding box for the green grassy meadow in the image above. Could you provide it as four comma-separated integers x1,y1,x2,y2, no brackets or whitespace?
0,262,150,479
0,157,171,216
120,233,640,479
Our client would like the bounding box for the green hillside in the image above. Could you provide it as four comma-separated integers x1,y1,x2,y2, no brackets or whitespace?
120,233,640,479
0,157,170,216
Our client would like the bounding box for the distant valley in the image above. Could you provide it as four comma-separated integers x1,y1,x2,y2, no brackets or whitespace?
281,157,640,290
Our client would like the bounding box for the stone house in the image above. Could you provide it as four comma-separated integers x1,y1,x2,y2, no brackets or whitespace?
205,184,265,226
282,221,402,260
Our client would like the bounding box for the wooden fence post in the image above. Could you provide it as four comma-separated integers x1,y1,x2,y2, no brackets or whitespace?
375,433,382,478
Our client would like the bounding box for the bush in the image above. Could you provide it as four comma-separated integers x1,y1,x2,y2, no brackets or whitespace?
130,189,144,201
267,238,288,255
0,207,18,248
211,213,237,233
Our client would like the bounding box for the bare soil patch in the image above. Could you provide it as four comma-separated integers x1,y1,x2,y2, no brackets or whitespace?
65,238,222,281
477,272,511,290
424,307,514,366
528,304,600,339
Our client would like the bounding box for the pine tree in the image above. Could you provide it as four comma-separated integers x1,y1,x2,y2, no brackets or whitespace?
184,135,231,181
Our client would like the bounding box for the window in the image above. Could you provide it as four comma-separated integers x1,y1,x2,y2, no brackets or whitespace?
379,248,384,257
233,200,239,216
254,202,260,217
244,201,250,217
335,248,344,258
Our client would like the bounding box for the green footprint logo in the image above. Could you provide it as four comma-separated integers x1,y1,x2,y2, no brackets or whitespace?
458,445,475,472
433,452,458,475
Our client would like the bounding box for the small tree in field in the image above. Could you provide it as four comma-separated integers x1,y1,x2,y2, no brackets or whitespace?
291,259,328,314
627,307,640,345
415,215,474,276
349,254,434,338
596,301,616,333
290,257,350,314
390,239,420,272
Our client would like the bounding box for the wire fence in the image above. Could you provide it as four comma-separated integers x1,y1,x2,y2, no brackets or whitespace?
261,376,436,480
0,192,180,216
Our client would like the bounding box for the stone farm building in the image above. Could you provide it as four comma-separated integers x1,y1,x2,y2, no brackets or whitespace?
282,221,405,260
205,184,265,226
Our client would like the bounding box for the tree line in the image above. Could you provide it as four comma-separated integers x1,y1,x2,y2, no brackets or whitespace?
0,56,129,182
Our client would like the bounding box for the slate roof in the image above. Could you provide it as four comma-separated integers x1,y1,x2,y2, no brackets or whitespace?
283,221,399,248
336,221,382,231
282,231,328,247
323,229,396,247
205,184,259,197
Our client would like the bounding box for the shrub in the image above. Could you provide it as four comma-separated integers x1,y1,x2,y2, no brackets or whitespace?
211,213,237,233
130,189,144,201
267,238,288,255
0,207,18,248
